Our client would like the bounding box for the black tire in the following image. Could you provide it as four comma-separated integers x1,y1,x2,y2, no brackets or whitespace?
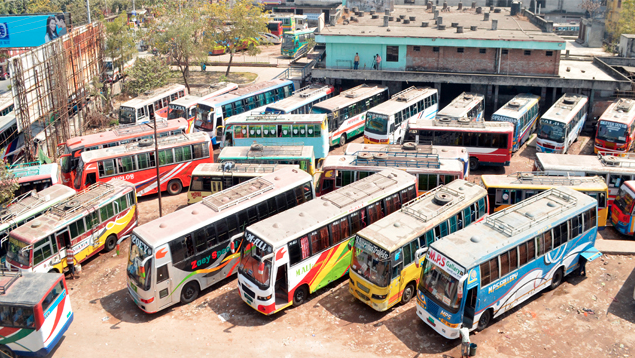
401,282,415,304
180,281,200,304
167,180,183,195
339,134,347,147
48,268,59,274
476,309,491,331
550,267,564,290
0,345,15,358
104,234,117,252
292,285,308,306
469,157,479,171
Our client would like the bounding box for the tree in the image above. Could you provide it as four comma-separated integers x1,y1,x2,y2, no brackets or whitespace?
125,56,171,96
27,0,56,13
579,0,603,18
0,161,19,207
607,0,635,46
204,0,268,77
104,13,137,83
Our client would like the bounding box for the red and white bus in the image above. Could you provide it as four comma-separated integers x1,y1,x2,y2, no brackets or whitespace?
403,118,514,170
59,118,189,187
167,83,238,133
9,163,62,196
267,21,283,36
74,132,213,196
119,84,187,126
595,98,635,156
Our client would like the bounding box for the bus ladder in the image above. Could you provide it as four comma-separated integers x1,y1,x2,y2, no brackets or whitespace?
401,185,465,222
49,182,116,219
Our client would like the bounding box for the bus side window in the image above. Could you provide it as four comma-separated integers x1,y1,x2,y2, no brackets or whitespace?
571,214,582,238
194,228,207,253
247,206,258,225
216,219,229,243
288,239,303,266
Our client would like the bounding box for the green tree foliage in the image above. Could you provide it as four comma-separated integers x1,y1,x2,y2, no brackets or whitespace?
0,162,20,207
204,0,268,77
125,56,171,96
615,0,635,40
27,0,57,13
104,13,137,80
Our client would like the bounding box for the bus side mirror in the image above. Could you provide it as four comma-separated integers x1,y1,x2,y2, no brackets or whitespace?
229,233,243,254
457,274,468,299
414,247,428,268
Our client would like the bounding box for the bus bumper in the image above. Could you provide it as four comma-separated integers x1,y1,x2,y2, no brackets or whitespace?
348,279,390,312
416,303,460,339
364,136,389,144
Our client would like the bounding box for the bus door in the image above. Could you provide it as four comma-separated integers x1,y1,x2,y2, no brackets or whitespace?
462,278,479,329
390,249,404,300
148,104,155,121
55,229,70,261
274,264,288,306
154,244,173,309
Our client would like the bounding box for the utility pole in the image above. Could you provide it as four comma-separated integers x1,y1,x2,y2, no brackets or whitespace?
153,115,163,217
86,0,92,24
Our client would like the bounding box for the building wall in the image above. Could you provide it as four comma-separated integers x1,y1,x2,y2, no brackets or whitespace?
406,46,496,73
326,43,406,70
392,0,585,13
498,48,560,76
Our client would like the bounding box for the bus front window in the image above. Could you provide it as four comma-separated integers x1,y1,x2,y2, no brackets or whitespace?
615,187,635,214
127,234,153,291
365,113,389,135
419,258,461,313
597,121,628,144
7,237,30,267
59,145,72,174
195,107,214,130
538,120,565,143
73,157,85,189
119,106,136,125
168,105,187,120
238,233,273,290
282,35,295,50
351,236,391,287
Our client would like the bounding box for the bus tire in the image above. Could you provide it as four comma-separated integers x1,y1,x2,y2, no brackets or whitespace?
167,180,183,195
550,267,564,290
476,309,492,331
339,134,346,147
469,157,479,171
292,285,309,307
0,345,15,358
104,234,117,252
401,282,416,304
180,281,200,304
48,268,59,274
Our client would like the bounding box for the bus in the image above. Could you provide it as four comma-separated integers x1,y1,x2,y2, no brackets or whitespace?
0,93,13,117
223,113,329,158
481,172,608,226
594,98,635,156
437,92,485,122
187,162,299,204
316,153,465,196
267,21,283,36
281,29,315,58
263,84,335,115
237,168,417,315
611,181,635,235
363,87,439,145
349,180,487,312
345,143,469,179
0,271,73,358
535,152,635,211
10,163,62,196
126,167,315,313
491,94,540,152
536,94,588,154
272,14,307,33
403,118,514,170
167,83,239,133
6,180,137,274
310,84,389,147
416,187,600,338
195,79,295,144
219,144,315,176
74,132,212,196
210,38,259,56
119,84,187,126
59,118,189,187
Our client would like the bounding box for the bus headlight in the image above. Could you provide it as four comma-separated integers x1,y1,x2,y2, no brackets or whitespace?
372,294,387,300
257,294,272,301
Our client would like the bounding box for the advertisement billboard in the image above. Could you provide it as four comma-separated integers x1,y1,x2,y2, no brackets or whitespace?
0,13,70,48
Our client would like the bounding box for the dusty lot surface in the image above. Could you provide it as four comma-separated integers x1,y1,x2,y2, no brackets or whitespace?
48,134,635,358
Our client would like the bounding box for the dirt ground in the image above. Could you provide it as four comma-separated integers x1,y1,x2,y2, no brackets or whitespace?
47,134,635,358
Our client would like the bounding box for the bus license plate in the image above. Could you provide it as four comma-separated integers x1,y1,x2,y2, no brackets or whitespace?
356,290,369,301
244,292,253,304
131,283,137,293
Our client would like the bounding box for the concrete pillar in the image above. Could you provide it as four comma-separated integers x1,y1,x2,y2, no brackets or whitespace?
589,89,595,116
494,85,499,110
434,83,442,100
540,87,547,108
551,87,557,105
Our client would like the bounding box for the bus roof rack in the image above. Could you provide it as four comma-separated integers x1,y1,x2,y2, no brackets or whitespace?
484,187,577,237
49,182,116,219
246,145,305,158
203,177,275,212
352,150,441,169
343,84,376,99
598,153,635,168
511,172,602,185
321,171,399,208
433,117,484,127
295,85,328,98
392,86,420,102
0,190,50,224
400,185,466,222
113,119,169,136
0,271,21,295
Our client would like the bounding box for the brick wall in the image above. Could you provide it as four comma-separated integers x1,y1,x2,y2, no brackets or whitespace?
499,49,560,76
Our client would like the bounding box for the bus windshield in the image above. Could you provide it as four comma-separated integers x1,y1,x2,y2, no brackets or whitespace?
615,187,635,215
282,35,295,50
168,105,187,120
196,106,213,129
119,106,136,125
309,106,330,115
7,237,30,267
74,157,85,189
365,113,389,135
127,234,153,291
238,234,273,290
350,236,391,287
59,145,72,174
597,121,628,144
419,258,461,313
538,120,566,143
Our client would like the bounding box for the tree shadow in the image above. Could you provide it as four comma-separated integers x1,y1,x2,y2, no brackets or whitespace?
98,288,173,326
607,265,635,324
317,282,389,325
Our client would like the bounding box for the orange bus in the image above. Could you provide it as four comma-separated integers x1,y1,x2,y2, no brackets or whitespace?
595,98,635,156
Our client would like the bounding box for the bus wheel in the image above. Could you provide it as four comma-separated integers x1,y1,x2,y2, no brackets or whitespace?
469,157,479,171
476,309,492,331
550,268,564,290
401,282,415,304
48,269,59,274
0,345,15,358
104,234,117,252
167,180,183,195
339,134,346,147
293,285,308,306
181,281,200,304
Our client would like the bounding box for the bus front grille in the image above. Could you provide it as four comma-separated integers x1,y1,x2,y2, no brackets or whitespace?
242,284,255,299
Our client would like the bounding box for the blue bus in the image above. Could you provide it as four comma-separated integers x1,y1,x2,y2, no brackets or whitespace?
491,94,540,152
195,79,294,144
263,84,335,115
222,113,329,158
415,186,601,339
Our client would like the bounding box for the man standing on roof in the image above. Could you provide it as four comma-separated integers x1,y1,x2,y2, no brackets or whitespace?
354,53,360,70
376,53,382,70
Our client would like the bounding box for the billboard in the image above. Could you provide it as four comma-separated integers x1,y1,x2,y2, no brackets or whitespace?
0,13,70,48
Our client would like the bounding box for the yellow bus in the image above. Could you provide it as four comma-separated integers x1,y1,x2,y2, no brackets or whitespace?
349,179,487,311
481,172,608,226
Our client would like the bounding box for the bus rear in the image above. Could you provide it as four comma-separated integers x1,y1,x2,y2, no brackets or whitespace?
536,94,588,154
595,98,635,156
437,92,485,122
612,181,635,235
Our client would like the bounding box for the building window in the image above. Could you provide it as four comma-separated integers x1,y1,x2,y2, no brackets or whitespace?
524,50,531,56
479,48,486,54
387,46,399,62
502,49,509,55
546,51,553,57
433,47,440,52
413,46,421,52
457,48,465,53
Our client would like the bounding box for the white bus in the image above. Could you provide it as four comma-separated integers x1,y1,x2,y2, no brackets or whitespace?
237,168,417,315
263,84,335,115
0,93,13,117
363,87,439,145
437,92,485,122
119,84,187,126
126,167,315,313
167,83,238,133
536,94,588,154
310,84,389,147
